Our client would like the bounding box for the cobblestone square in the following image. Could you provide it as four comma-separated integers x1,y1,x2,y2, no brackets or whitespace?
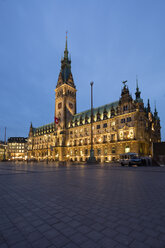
0,163,165,248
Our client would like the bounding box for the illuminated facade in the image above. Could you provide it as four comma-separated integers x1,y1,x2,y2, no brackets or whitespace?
28,38,161,163
7,137,27,161
0,142,7,161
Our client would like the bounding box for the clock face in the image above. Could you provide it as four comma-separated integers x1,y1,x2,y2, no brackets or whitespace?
69,103,73,109
58,102,62,109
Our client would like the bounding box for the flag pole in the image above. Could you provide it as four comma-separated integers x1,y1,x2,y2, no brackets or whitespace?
87,82,96,164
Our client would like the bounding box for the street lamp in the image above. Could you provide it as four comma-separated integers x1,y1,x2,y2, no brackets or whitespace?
87,81,96,164
44,135,50,164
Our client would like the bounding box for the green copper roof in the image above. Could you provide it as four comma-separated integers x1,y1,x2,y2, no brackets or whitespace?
72,101,119,122
33,122,54,135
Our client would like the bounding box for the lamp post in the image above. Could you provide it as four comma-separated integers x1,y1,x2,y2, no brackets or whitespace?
87,82,96,164
47,135,49,164
3,127,6,161
46,134,50,164
91,82,94,153
47,137,48,164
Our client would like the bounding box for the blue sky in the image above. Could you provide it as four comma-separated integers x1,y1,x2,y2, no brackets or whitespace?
0,0,165,140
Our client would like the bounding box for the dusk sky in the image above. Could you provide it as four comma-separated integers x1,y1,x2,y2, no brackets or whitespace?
0,0,165,141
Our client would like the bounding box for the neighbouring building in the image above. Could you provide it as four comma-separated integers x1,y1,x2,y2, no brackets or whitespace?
7,137,27,161
27,37,161,163
153,142,165,165
0,141,7,161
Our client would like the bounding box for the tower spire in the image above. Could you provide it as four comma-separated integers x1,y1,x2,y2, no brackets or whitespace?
136,75,139,91
135,75,141,100
56,33,75,88
154,101,157,114
154,101,159,120
64,31,68,59
147,99,151,112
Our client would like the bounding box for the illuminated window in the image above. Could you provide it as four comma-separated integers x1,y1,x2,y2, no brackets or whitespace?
120,131,123,139
125,146,130,153
111,121,115,126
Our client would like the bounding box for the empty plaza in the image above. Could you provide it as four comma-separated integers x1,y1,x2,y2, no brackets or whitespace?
0,163,165,248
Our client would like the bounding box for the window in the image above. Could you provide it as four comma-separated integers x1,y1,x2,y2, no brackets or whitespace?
85,149,88,155
125,146,130,153
75,119,78,126
97,149,101,155
97,125,100,129
69,103,73,109
127,117,132,122
112,147,116,154
104,148,107,155
58,102,62,109
103,123,107,128
111,134,115,141
121,118,125,123
123,105,128,111
103,135,107,142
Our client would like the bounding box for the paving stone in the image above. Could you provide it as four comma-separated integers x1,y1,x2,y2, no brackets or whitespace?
129,240,150,248
60,226,76,237
4,233,25,246
43,228,60,240
64,243,80,248
91,222,105,232
77,225,91,234
101,227,118,238
31,237,51,248
51,234,70,247
10,240,31,248
68,220,81,228
31,219,45,228
116,225,132,235
52,222,66,231
129,230,147,242
70,232,88,245
114,233,133,246
80,239,101,248
1,163,165,248
27,231,43,243
37,224,51,233
98,237,118,248
87,230,104,242
144,237,165,248
0,244,8,248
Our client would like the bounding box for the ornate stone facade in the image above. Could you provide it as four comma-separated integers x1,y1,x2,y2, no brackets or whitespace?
27,38,161,163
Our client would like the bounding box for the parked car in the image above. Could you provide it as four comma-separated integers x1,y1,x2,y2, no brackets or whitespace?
120,153,142,166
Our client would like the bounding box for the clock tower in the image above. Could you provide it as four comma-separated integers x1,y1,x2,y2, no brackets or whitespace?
55,34,77,130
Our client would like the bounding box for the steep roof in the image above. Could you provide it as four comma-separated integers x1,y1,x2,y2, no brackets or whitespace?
33,122,54,135
71,101,119,122
32,101,119,134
